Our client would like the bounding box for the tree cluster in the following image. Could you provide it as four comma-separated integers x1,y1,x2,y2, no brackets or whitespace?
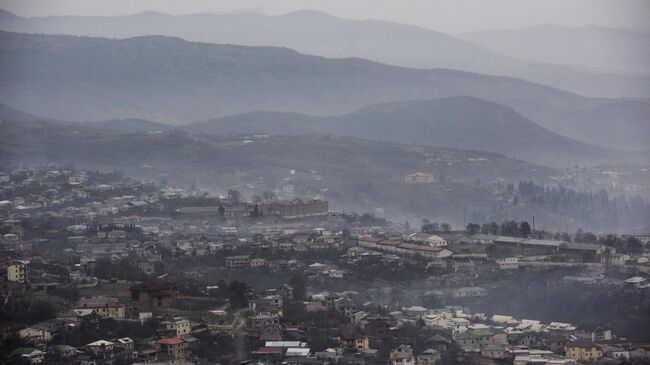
517,180,650,231
421,219,452,233
465,220,531,237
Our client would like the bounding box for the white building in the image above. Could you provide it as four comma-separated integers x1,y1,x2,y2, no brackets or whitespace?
161,317,191,337
7,260,29,283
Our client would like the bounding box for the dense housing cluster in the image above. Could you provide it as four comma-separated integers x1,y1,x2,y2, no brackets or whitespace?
1,167,649,365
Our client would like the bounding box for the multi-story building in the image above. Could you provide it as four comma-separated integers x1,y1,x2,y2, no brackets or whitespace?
157,338,186,360
404,172,434,184
161,317,191,337
564,341,603,362
130,282,178,309
73,297,125,319
417,349,441,365
391,345,415,365
226,255,251,268
7,259,29,283
358,236,453,259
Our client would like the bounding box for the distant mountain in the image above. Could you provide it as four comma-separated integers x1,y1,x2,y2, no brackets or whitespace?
0,9,19,23
3,30,649,152
3,105,647,232
89,118,171,133
0,102,127,166
0,102,63,125
0,9,647,98
186,97,644,166
0,104,559,228
461,24,650,75
0,99,554,188
541,98,650,151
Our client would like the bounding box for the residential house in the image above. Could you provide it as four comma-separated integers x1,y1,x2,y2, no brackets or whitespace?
404,172,434,184
451,287,487,298
206,310,237,335
115,337,135,356
250,258,268,268
47,345,81,363
9,348,46,364
7,259,29,283
339,332,370,351
86,339,115,357
481,344,507,359
250,295,283,315
58,309,98,325
248,313,281,331
425,335,451,352
157,337,187,360
334,297,357,317
404,233,447,247
160,317,191,337
136,259,155,275
564,341,603,362
417,349,441,365
623,276,648,289
576,324,612,342
359,315,391,337
226,255,251,268
19,320,62,343
130,282,178,309
455,329,507,350
391,345,415,365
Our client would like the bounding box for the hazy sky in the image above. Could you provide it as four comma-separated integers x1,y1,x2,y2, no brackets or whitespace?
1,0,649,33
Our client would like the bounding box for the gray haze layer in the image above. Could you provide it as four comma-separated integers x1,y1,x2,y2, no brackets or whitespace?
1,0,649,33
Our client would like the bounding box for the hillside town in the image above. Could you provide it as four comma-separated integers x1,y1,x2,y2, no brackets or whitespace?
1,167,650,365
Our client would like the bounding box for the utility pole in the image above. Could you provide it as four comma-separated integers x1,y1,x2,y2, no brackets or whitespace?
532,216,535,235
463,207,466,229
565,218,568,235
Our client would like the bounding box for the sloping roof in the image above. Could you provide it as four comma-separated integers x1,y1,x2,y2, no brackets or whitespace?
74,296,122,308
482,344,506,352
256,347,283,354
566,340,600,349
59,310,83,318
397,242,446,252
87,340,114,347
456,329,494,339
494,236,566,247
624,276,646,283
421,348,440,355
157,338,183,345
284,357,321,365
426,335,451,343
11,348,45,356
564,243,602,251
286,348,311,356
491,315,515,323
265,341,306,348
60,309,95,318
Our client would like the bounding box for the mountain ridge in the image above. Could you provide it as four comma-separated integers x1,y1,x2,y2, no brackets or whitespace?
0,8,648,98
0,30,647,151
185,96,647,166
462,23,650,74
2,102,647,232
